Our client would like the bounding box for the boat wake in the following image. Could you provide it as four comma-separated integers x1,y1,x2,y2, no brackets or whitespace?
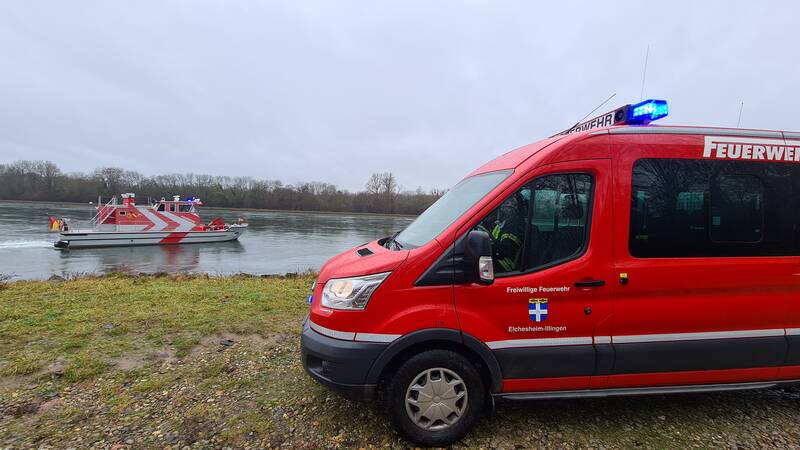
0,240,53,249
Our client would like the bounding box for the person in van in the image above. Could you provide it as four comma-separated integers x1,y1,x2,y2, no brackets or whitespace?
301,100,800,446
486,191,528,272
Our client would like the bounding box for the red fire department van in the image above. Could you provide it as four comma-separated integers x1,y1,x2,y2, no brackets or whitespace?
301,99,800,446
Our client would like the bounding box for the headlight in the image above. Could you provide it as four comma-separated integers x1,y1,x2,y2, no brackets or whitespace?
321,272,390,310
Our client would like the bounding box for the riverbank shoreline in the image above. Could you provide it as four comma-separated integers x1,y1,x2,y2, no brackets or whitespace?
0,199,418,219
3,274,800,448
0,201,414,282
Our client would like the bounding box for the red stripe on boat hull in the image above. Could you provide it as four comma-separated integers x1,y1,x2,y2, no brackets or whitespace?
159,232,188,244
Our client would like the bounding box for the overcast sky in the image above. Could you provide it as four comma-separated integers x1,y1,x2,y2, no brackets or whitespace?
0,1,798,191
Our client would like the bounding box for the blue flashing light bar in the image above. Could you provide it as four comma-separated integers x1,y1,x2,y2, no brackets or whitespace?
553,98,669,136
627,99,669,124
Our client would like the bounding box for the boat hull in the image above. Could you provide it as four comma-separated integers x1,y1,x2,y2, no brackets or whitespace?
55,226,246,249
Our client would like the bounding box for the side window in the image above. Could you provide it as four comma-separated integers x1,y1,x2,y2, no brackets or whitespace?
473,173,593,275
474,187,530,274
629,159,710,257
156,204,165,212
629,158,798,257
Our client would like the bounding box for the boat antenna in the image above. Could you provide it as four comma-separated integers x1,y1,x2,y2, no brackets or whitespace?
736,101,744,127
640,44,650,100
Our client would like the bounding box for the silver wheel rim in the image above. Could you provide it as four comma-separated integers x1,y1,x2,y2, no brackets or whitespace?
405,367,468,431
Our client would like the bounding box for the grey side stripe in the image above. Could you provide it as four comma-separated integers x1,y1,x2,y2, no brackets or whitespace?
311,324,790,347
487,337,593,350
309,321,355,341
309,320,400,343
594,336,612,344
612,328,785,344
486,329,789,350
355,332,402,343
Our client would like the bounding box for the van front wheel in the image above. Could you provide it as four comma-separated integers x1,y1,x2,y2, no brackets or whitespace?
385,350,485,446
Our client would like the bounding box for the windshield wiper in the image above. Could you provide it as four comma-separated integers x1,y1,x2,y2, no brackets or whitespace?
384,232,404,250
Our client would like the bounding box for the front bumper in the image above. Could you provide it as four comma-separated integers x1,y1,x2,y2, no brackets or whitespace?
301,316,388,402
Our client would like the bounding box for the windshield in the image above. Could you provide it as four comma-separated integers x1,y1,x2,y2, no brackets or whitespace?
394,170,512,248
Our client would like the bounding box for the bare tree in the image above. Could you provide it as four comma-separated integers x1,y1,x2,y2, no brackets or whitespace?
365,172,401,213
93,167,126,194
365,173,383,195
0,161,442,215
33,161,61,193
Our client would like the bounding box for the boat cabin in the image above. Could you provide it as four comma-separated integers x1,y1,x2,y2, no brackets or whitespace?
95,193,203,232
152,195,202,214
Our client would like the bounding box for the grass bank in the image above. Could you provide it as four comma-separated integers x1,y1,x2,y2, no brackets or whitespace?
2,275,800,449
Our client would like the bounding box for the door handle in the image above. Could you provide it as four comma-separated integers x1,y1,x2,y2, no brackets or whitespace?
574,279,605,288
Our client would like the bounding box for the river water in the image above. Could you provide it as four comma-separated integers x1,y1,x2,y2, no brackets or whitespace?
0,201,414,281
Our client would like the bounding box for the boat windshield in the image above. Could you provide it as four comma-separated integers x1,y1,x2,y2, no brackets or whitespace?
394,170,512,248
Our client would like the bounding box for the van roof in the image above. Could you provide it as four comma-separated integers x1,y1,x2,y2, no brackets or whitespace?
469,124,799,177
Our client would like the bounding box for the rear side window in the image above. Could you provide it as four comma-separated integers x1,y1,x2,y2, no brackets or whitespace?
630,158,799,257
474,173,593,275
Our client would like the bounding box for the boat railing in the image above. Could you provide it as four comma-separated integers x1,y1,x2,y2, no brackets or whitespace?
91,197,118,226
61,218,95,231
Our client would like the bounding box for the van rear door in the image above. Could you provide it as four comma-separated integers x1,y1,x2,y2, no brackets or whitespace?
454,158,614,393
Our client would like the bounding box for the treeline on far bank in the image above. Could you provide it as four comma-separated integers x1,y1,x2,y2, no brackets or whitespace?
0,160,445,215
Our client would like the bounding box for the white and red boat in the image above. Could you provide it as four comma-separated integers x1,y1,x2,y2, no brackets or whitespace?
54,194,247,249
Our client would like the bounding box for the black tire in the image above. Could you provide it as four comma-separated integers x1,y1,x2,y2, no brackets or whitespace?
384,349,485,447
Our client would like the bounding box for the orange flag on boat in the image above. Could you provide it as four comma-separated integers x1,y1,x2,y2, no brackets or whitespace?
49,216,61,232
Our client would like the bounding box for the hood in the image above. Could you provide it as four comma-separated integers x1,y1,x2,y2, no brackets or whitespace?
317,239,409,284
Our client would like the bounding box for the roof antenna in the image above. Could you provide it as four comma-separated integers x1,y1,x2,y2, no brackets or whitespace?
575,93,617,125
640,44,650,100
736,101,744,127
554,93,617,137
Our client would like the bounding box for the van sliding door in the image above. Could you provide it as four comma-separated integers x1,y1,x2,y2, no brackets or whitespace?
609,135,799,388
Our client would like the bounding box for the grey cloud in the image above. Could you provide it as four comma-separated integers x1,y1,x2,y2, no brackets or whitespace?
0,1,797,191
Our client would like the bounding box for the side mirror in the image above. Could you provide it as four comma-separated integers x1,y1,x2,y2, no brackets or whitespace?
465,230,494,285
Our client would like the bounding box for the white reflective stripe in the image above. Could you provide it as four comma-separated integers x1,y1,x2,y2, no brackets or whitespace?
137,207,167,230
612,328,785,344
786,328,800,336
487,337,593,350
309,321,355,341
594,336,612,344
355,332,401,343
163,212,196,231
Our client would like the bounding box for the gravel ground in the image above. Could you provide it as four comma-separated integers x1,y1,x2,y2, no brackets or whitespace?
2,276,800,448
3,334,800,449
